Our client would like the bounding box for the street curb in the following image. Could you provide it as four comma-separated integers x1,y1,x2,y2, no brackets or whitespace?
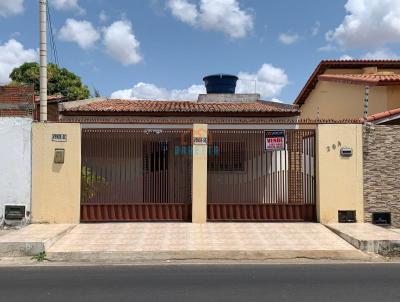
46,249,371,264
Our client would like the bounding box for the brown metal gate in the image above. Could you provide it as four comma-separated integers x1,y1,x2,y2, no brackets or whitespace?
81,129,192,222
207,129,316,221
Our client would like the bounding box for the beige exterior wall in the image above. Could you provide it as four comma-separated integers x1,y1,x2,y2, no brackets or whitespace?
192,124,208,223
387,86,400,110
31,123,81,223
300,81,391,120
316,124,364,223
300,68,400,120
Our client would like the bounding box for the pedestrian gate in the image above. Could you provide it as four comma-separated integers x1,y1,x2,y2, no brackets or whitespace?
81,129,192,222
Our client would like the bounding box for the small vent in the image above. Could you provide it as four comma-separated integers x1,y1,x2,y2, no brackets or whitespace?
338,210,356,223
372,212,391,225
5,205,26,220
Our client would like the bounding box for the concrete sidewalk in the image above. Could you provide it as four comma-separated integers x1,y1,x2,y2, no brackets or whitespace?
326,223,400,256
0,224,75,256
46,223,368,263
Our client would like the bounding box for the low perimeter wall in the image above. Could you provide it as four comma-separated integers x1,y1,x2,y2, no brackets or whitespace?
364,125,400,227
31,122,81,223
316,124,364,224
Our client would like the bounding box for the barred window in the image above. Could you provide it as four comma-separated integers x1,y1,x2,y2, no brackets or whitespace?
208,141,244,172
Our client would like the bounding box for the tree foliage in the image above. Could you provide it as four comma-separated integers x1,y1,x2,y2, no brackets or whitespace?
10,62,90,101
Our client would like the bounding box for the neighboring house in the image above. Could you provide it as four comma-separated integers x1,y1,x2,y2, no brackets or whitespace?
295,62,400,227
34,95,68,122
0,86,33,225
0,86,34,118
295,60,400,120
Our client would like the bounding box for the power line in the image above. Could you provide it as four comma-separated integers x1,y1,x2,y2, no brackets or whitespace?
46,4,60,66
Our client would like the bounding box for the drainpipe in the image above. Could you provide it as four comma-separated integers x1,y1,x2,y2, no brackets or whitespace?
39,0,47,122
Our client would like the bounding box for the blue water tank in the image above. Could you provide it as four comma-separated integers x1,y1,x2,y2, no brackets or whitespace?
203,74,238,94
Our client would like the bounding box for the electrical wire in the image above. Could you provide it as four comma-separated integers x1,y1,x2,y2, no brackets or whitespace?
46,4,60,66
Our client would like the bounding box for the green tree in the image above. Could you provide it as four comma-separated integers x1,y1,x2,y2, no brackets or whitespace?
10,62,90,101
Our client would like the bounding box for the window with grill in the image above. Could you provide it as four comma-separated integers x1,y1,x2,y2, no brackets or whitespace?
143,141,169,172
208,141,244,172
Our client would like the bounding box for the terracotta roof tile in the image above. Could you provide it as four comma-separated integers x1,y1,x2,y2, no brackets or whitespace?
367,107,400,122
61,98,299,114
319,73,400,86
34,95,68,103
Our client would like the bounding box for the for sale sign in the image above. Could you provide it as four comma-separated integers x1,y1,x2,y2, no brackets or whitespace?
265,130,286,151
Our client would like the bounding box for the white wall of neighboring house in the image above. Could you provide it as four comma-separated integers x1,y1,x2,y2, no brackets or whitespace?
0,117,32,224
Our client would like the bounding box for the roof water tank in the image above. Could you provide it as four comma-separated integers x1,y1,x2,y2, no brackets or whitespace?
203,74,238,94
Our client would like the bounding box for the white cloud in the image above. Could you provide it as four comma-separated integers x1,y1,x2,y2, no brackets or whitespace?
99,10,108,22
167,0,198,25
363,49,399,59
111,83,205,100
278,33,299,45
0,39,37,84
327,0,400,49
59,19,100,49
50,0,85,14
111,63,288,100
339,54,353,60
312,21,320,36
103,20,143,65
167,0,253,39
0,0,24,17
236,64,289,99
318,44,337,52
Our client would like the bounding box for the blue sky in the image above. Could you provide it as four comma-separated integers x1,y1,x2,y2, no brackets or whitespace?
1,0,400,103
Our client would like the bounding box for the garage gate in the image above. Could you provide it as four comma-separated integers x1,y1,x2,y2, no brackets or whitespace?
80,128,316,222
80,129,192,222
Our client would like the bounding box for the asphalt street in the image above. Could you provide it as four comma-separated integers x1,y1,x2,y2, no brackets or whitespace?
0,263,399,302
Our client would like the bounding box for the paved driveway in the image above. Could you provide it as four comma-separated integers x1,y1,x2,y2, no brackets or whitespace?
47,223,366,261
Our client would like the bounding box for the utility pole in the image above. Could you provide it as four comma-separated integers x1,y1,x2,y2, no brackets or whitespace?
39,0,47,122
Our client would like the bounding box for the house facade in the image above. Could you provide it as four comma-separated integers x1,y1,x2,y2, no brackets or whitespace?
295,60,400,121
26,76,364,225
54,92,317,223
0,75,366,227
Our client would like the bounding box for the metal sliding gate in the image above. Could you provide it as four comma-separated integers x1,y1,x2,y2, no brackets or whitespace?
81,129,192,222
207,129,316,222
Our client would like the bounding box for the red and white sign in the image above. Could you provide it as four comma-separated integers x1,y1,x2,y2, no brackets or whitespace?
265,130,286,151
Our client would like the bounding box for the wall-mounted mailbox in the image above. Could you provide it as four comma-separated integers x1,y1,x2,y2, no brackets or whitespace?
5,205,25,220
340,147,353,157
54,148,65,164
